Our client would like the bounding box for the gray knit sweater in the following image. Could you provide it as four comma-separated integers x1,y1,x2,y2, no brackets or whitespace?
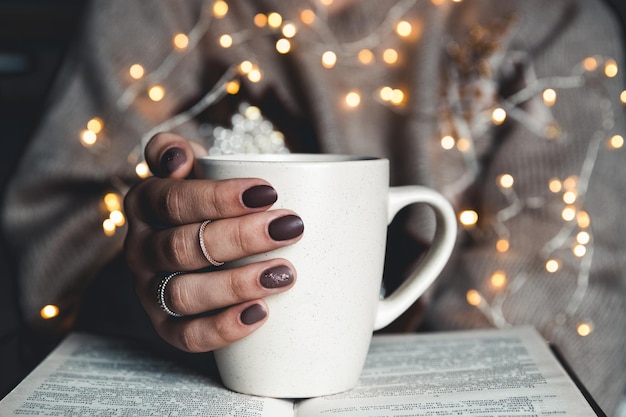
2,0,625,413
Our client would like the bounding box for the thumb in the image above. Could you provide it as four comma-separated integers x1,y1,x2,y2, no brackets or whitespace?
145,132,208,179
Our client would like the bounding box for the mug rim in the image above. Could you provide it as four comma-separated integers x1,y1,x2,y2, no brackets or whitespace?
196,153,385,164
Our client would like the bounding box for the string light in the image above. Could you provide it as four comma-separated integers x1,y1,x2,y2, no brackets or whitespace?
276,38,292,54
148,86,165,101
129,64,145,80
459,210,478,227
65,0,623,342
322,51,338,68
345,91,361,108
40,305,59,319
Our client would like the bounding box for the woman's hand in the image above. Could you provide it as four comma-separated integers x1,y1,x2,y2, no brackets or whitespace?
124,132,304,352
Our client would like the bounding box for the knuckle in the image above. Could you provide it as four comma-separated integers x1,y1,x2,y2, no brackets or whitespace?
161,227,193,268
178,325,206,353
159,184,183,224
166,277,190,314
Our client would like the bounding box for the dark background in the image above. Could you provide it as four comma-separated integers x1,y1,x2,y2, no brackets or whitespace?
1,0,626,400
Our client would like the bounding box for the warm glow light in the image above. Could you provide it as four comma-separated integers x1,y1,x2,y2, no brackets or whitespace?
226,80,240,95
320,0,334,5
609,134,624,149
109,210,125,227
358,49,374,65
396,20,412,37
322,51,337,68
561,205,576,221
103,218,116,236
379,86,393,101
135,161,150,178
577,211,591,228
466,290,482,306
496,239,510,253
573,244,587,258
577,231,591,245
563,176,578,190
104,193,121,211
498,174,514,189
173,33,189,50
577,323,593,337
87,118,103,134
40,304,59,319
80,129,97,147
300,9,316,25
459,210,478,227
605,59,618,78
129,64,145,80
390,89,405,105
282,23,297,38
548,178,562,193
542,88,557,106
562,191,577,204
546,259,560,273
441,135,455,150
345,91,361,108
213,0,229,18
148,85,166,101
382,48,398,64
276,38,291,54
219,34,233,48
491,107,507,125
254,13,268,27
248,68,262,83
239,60,253,74
621,90,626,104
267,12,283,28
490,271,507,289
583,57,598,72
456,137,471,152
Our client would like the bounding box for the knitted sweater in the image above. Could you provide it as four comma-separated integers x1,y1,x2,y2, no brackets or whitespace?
2,0,625,413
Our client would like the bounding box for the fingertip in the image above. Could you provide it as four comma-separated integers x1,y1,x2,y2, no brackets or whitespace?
240,303,268,325
145,132,197,178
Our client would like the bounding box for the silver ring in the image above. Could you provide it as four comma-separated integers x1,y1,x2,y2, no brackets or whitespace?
157,272,185,317
199,220,224,267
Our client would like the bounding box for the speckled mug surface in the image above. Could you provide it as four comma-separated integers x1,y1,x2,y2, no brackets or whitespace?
195,154,457,398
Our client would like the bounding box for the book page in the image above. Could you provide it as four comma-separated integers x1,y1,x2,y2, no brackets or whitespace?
0,333,293,417
295,327,597,417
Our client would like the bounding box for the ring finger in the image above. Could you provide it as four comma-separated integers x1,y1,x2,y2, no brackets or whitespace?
156,259,296,317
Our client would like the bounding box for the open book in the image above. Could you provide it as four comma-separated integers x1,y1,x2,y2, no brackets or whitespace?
0,326,603,416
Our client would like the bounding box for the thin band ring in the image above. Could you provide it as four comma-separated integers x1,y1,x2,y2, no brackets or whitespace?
199,220,225,267
157,271,185,317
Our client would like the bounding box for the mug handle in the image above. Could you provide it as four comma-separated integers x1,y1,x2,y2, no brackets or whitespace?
373,186,457,330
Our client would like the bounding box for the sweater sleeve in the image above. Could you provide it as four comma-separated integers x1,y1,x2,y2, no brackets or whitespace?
0,0,206,330
424,0,626,413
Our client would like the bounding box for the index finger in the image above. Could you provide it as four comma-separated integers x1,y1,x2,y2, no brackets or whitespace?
125,176,278,226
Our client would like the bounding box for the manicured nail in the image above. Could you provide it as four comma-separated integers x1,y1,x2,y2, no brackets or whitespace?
260,265,294,289
240,304,267,325
160,147,187,174
242,185,278,208
268,215,304,241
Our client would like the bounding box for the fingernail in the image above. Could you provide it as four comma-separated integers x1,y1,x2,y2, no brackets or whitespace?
268,215,304,241
160,147,186,174
240,304,267,325
242,185,277,208
260,265,294,289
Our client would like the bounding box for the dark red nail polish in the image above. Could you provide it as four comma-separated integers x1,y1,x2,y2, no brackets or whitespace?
242,185,278,208
268,215,304,241
260,265,294,288
240,304,267,325
161,147,186,174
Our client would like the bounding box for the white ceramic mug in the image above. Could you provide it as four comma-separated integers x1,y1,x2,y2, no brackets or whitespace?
194,154,457,398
